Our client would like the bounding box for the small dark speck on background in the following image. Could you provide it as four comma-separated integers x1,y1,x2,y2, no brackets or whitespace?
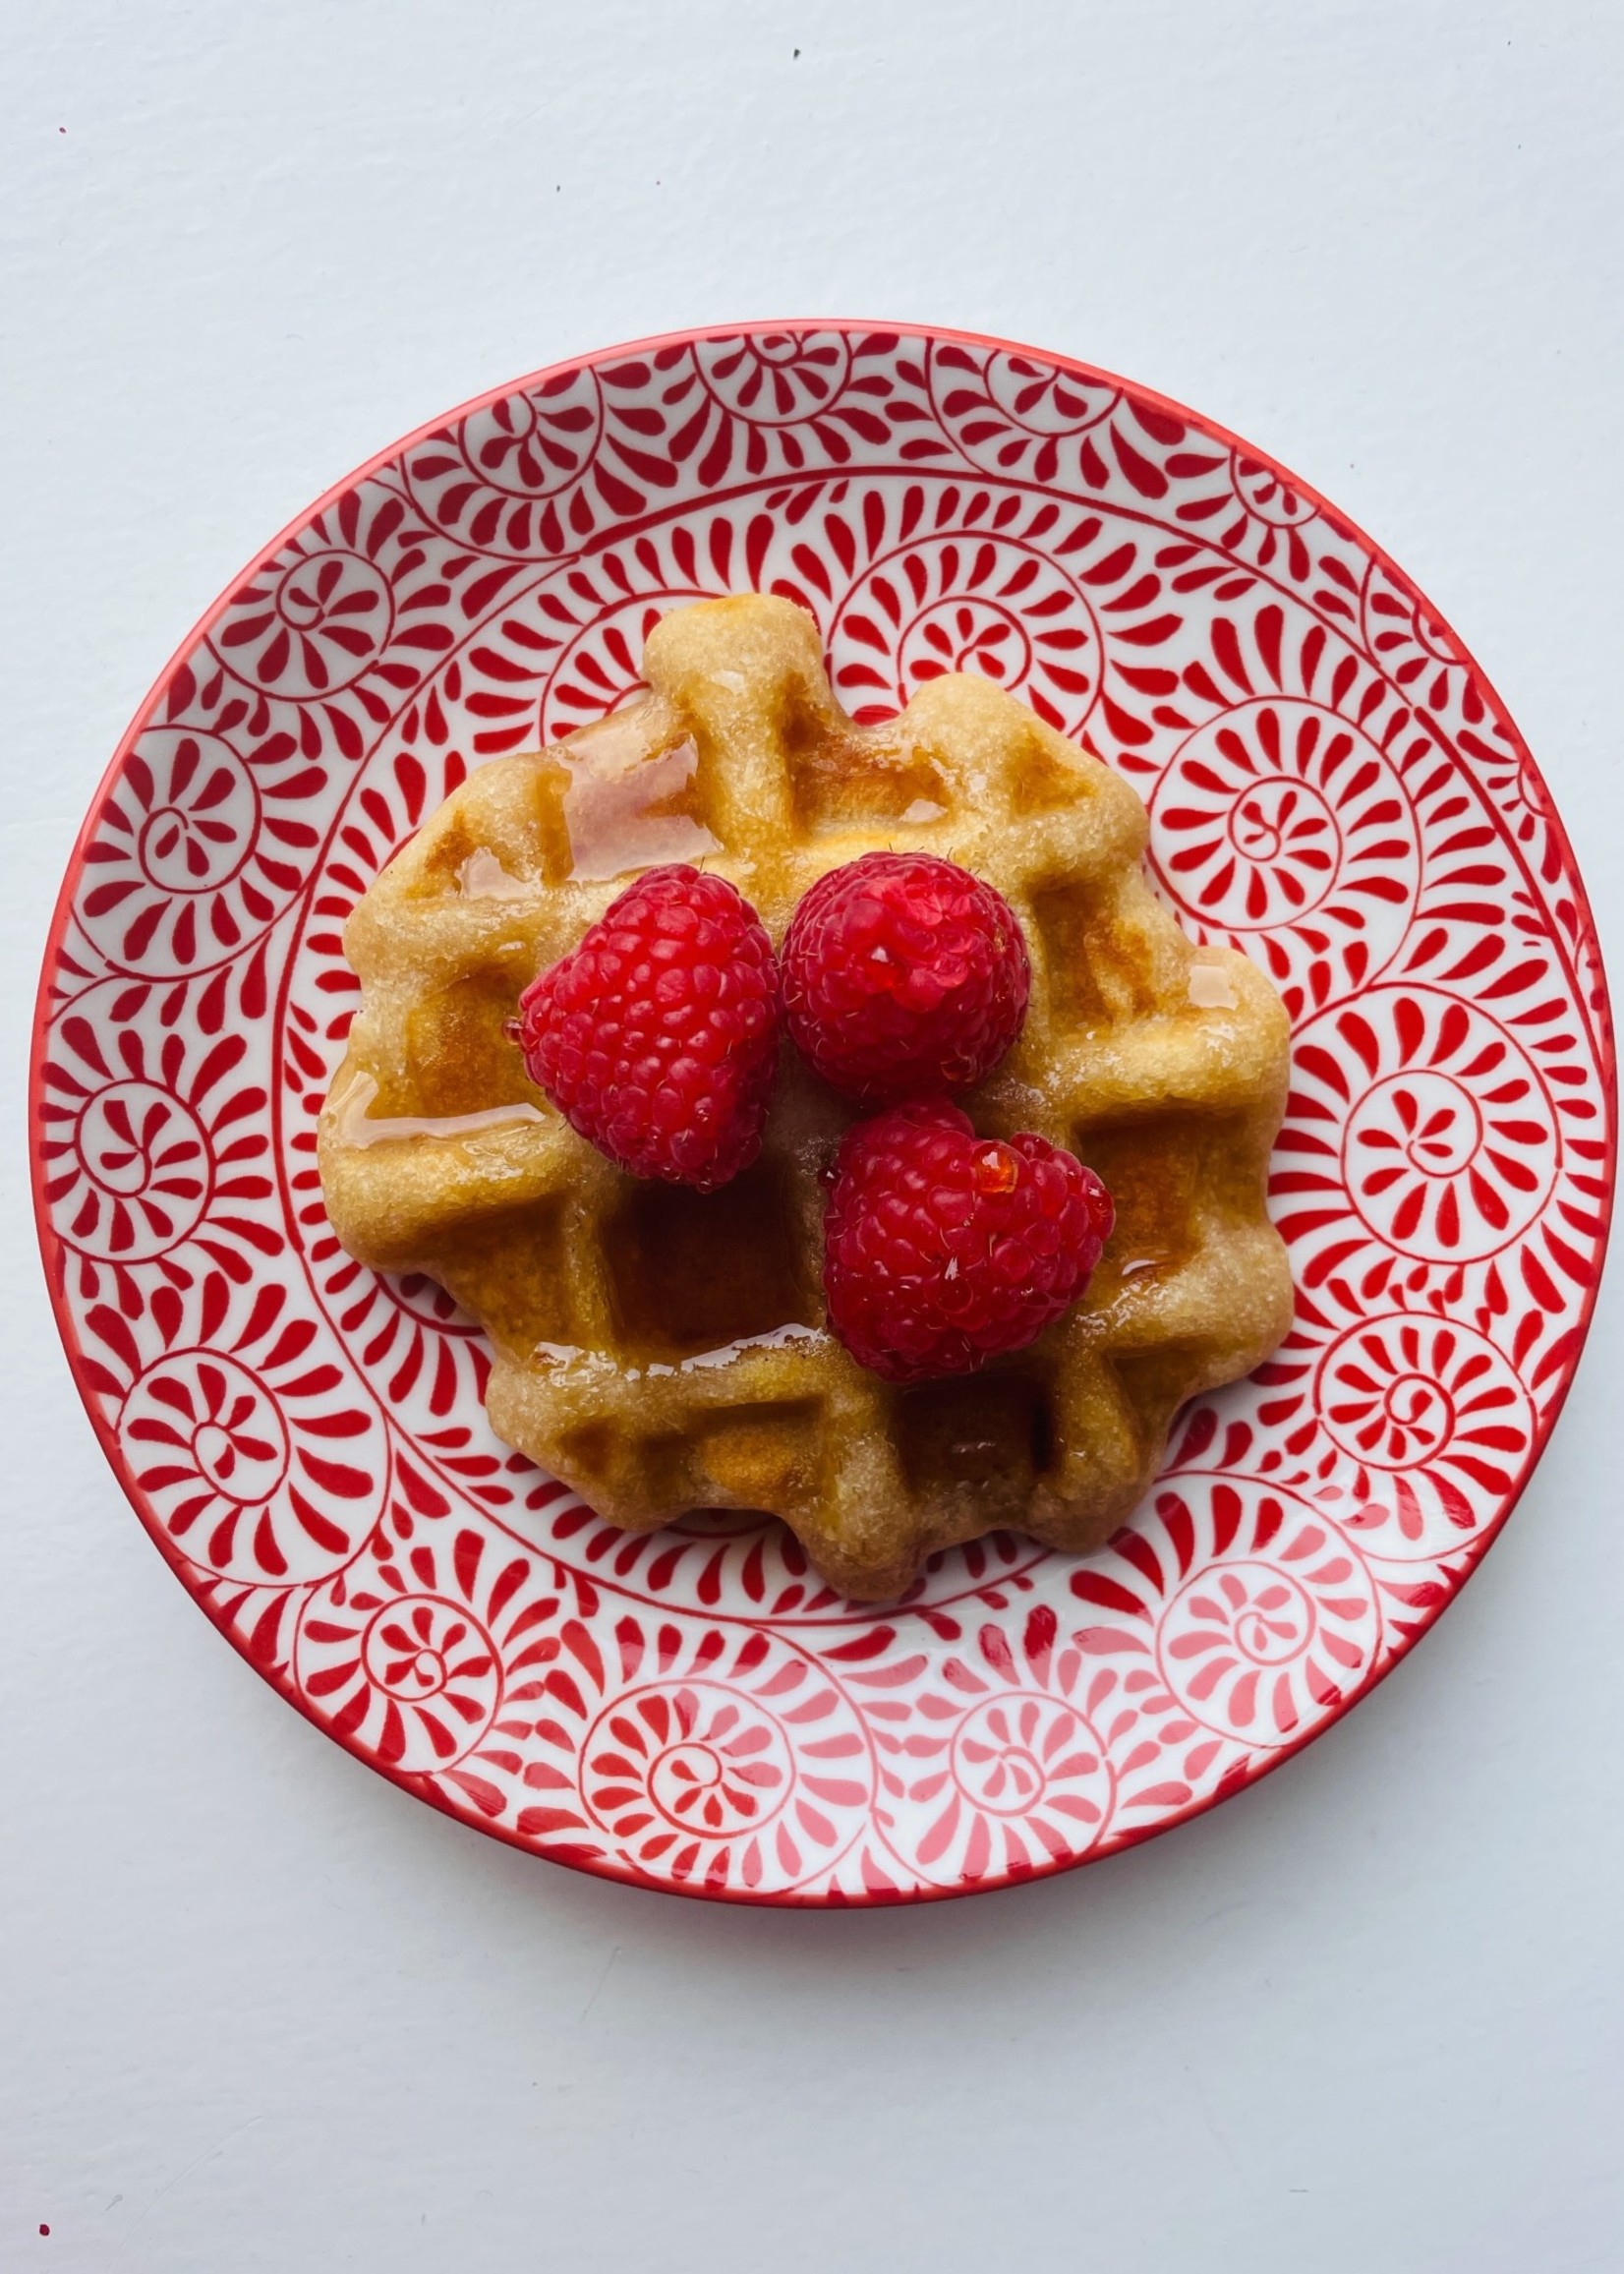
38,2227,49,2238
793,47,800,56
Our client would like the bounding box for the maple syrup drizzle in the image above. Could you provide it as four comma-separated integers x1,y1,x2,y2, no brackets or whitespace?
1188,954,1239,1010
531,1321,827,1379
455,846,536,899
674,1321,825,1373
329,1069,549,1148
557,713,720,883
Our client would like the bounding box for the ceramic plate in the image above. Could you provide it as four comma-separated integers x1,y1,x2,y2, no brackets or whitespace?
32,323,1615,1903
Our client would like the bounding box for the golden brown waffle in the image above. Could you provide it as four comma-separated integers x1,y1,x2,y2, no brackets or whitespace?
319,595,1293,1601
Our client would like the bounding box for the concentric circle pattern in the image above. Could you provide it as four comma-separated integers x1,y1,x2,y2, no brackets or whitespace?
32,325,1614,1902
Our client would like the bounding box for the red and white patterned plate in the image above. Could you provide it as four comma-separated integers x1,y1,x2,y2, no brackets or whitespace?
31,323,1615,1903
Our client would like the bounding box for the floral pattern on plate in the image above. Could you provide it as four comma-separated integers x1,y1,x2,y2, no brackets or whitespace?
32,324,1614,1902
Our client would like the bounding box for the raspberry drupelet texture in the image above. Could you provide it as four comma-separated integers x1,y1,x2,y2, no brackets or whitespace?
516,865,782,1192
823,1100,1114,1383
782,851,1031,1106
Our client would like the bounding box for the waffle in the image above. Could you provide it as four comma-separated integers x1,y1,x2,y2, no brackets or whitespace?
319,595,1293,1601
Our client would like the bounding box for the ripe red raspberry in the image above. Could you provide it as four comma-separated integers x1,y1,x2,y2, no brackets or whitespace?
823,1101,1114,1383
782,851,1030,1106
516,865,781,1192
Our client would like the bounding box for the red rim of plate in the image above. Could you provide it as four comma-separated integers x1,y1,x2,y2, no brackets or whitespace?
29,320,1619,1905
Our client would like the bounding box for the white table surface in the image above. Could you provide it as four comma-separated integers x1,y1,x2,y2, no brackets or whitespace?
4,5,1621,2269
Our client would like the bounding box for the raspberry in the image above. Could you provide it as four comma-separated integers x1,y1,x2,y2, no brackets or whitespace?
822,1100,1114,1383
782,851,1030,1106
516,865,781,1192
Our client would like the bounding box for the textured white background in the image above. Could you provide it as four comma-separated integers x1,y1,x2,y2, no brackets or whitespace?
4,4,1621,2269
